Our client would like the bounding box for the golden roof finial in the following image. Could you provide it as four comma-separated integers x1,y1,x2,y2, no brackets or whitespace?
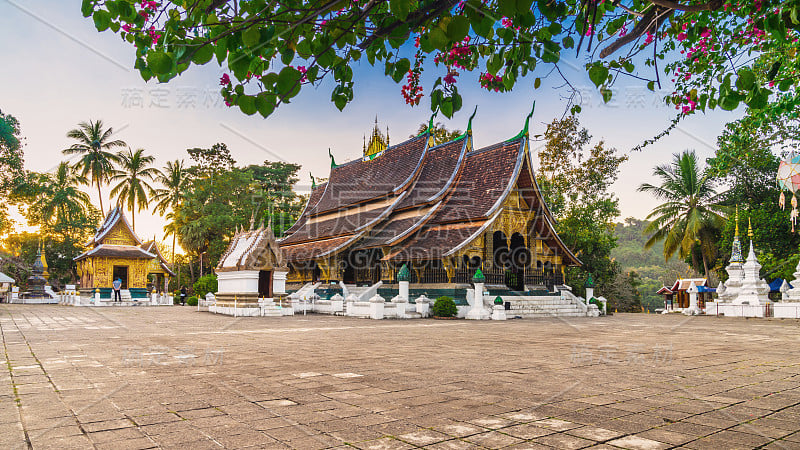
748,216,753,239
734,205,739,236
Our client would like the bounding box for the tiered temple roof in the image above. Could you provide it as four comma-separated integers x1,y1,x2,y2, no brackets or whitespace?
279,114,580,268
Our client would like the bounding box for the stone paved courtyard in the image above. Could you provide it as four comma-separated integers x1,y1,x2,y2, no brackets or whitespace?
1,306,799,449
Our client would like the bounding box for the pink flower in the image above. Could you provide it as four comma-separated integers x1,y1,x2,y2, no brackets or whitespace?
443,72,458,84
220,74,231,86
122,24,132,32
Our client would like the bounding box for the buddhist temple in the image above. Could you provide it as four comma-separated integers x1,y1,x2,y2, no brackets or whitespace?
74,206,174,299
279,109,581,300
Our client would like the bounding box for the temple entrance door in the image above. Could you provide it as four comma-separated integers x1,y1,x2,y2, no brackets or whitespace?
508,233,528,291
258,270,272,297
112,266,128,289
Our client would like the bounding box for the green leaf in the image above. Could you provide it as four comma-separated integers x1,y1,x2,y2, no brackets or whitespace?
735,68,755,91
778,79,793,92
428,28,448,51
255,94,275,117
588,64,608,87
441,98,454,118
215,38,228,64
277,66,302,96
392,58,410,83
600,87,612,103
447,16,470,42
81,0,93,17
147,51,173,75
389,0,411,21
562,36,574,49
534,78,541,89
487,52,503,74
767,61,781,81
647,81,655,91
242,27,260,48
192,45,214,65
718,94,740,111
93,10,111,32
473,17,494,39
238,95,257,115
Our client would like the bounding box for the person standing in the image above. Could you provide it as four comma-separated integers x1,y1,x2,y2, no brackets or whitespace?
113,277,122,302
180,285,187,306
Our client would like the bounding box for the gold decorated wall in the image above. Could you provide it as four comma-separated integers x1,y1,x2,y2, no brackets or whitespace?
77,257,169,289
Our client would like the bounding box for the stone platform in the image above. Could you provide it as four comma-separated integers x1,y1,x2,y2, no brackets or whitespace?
1,306,799,449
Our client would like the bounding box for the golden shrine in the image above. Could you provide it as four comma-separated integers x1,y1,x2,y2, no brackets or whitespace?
74,206,174,298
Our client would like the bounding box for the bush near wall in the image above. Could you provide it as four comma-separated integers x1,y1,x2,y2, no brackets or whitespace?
432,296,457,318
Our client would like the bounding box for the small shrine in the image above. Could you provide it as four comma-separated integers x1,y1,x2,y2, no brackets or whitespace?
210,223,290,316
657,278,713,311
74,206,174,300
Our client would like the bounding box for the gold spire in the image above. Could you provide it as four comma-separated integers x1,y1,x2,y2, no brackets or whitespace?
748,216,753,239
364,117,388,158
734,205,739,236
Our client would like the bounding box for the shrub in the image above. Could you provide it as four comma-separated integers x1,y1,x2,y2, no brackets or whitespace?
432,296,457,318
589,298,604,314
186,296,198,306
193,274,218,299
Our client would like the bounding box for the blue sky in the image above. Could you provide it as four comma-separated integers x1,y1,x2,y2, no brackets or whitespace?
0,1,745,246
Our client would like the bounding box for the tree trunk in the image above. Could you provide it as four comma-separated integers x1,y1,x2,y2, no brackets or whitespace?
132,208,135,231
188,258,195,284
171,233,176,265
701,249,709,278
96,181,104,216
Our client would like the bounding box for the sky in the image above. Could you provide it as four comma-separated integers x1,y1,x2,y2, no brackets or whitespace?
0,1,746,252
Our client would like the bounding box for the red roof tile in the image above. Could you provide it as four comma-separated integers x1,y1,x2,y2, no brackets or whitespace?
308,134,427,215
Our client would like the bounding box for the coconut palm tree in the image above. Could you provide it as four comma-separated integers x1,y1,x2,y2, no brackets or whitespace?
62,120,126,214
110,148,159,231
30,162,94,228
151,160,187,263
638,150,727,276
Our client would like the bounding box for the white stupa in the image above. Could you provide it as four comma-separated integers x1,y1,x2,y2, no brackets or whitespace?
782,260,800,301
731,218,770,306
717,207,744,302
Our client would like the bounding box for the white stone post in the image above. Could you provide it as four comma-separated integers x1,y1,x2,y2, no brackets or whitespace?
466,269,490,320
273,270,288,295
330,293,344,314
94,288,100,305
415,295,431,317
369,294,385,320
684,284,702,316
392,295,408,318
491,296,507,320
151,289,158,306
397,263,411,301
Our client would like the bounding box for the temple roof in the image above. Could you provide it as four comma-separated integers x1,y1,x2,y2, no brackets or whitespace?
669,278,708,292
216,226,286,272
74,244,156,261
307,134,427,215
87,206,141,247
279,121,580,266
140,241,176,276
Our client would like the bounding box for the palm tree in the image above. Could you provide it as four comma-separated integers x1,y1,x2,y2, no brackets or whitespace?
152,160,187,263
62,120,126,215
110,148,159,230
31,162,94,229
638,150,726,276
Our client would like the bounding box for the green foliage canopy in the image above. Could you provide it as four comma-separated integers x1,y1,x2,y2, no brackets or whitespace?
80,0,800,124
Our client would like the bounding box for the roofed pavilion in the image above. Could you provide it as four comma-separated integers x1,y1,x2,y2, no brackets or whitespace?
74,206,174,298
279,109,581,293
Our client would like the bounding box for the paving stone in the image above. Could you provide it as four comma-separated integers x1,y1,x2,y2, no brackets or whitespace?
2,307,800,449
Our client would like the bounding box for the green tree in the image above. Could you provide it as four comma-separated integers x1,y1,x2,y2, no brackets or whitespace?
0,110,26,234
707,110,800,281
63,120,126,214
110,148,159,230
248,161,304,237
537,116,628,297
82,1,800,128
187,143,235,176
152,159,187,263
639,151,726,277
412,122,463,146
174,166,254,274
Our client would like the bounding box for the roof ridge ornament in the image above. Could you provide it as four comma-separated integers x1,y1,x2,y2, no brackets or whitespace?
310,172,316,189
328,148,337,168
418,111,438,137
509,101,536,141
